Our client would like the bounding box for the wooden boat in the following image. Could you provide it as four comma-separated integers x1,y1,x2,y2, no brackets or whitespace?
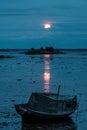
15,91,78,119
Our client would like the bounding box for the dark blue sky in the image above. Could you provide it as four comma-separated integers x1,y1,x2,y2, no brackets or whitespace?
0,0,87,48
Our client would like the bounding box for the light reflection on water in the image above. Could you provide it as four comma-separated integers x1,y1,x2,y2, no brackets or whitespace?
22,117,77,130
44,54,51,92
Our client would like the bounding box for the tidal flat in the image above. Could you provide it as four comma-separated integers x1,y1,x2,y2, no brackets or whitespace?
0,49,87,130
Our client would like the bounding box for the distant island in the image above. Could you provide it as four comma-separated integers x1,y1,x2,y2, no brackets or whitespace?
0,55,15,59
24,46,64,55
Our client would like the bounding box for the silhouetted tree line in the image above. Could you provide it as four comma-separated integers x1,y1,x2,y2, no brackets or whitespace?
24,46,64,54
31,46,54,51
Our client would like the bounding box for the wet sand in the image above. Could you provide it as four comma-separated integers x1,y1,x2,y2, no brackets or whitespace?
0,49,87,130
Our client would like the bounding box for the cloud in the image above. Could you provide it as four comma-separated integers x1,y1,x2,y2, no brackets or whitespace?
0,8,44,16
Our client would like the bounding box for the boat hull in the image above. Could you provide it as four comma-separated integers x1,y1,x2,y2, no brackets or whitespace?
15,104,75,120
22,112,73,120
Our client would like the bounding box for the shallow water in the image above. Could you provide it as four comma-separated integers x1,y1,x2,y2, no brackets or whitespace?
0,50,87,130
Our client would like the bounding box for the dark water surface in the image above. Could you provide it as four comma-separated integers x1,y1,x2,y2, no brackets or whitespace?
22,117,77,130
0,50,87,130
